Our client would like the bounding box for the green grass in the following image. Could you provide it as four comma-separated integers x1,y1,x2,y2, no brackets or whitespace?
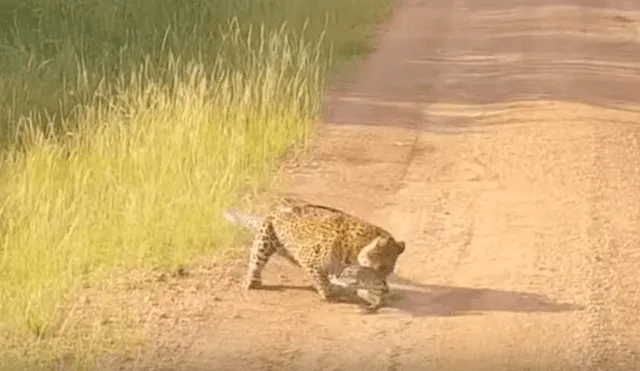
0,0,396,368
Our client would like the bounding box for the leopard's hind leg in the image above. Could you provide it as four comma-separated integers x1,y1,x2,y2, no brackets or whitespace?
245,223,279,290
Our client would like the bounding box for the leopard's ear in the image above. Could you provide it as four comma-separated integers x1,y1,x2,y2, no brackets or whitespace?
357,236,382,266
397,241,406,255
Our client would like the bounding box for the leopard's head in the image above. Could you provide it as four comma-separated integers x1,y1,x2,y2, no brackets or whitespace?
357,235,405,278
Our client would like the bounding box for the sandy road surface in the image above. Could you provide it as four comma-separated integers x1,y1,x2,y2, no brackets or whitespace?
112,0,640,369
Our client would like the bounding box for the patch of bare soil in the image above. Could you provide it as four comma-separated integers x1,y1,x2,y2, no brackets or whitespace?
96,0,640,370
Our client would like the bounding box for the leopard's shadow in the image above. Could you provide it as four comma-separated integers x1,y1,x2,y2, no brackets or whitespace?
382,275,583,317
261,280,582,317
258,283,386,309
254,284,316,292
257,284,364,302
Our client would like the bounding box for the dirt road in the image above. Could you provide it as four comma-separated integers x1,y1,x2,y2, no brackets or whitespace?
113,0,640,369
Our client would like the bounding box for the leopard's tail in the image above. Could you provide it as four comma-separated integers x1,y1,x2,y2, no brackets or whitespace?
222,208,262,232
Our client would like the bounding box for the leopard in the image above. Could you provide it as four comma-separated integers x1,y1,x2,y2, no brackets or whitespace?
222,196,405,303
330,263,391,313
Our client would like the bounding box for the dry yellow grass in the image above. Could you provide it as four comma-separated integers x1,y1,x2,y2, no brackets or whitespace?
0,0,395,368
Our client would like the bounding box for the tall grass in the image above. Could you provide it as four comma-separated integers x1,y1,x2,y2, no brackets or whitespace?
0,0,395,367
0,18,323,334
0,0,394,144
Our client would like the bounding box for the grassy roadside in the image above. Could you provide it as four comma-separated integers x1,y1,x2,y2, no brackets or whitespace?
0,0,396,369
